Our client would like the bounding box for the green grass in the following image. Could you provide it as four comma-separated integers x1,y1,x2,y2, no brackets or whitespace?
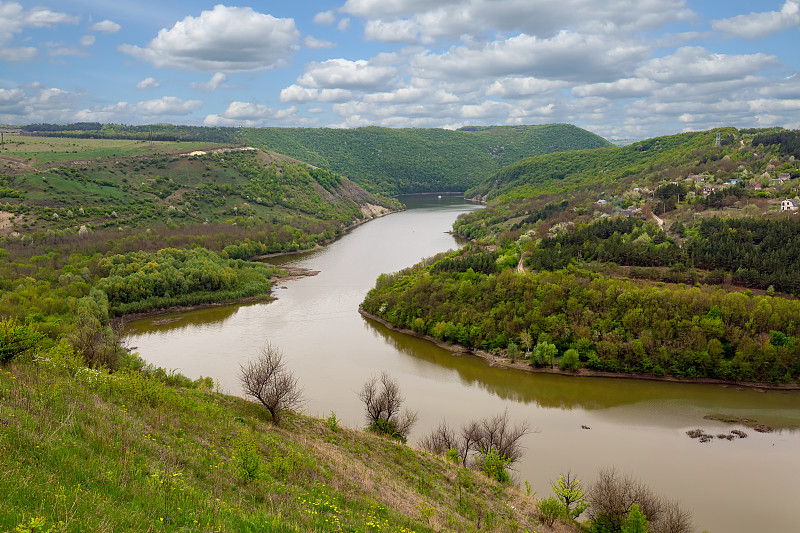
1,134,225,166
0,348,548,533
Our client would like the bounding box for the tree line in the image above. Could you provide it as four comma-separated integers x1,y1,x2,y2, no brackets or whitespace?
362,248,800,383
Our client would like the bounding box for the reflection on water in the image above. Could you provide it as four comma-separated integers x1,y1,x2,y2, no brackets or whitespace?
124,301,261,336
364,315,800,428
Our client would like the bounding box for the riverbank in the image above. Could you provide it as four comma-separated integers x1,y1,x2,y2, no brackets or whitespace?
251,206,403,262
359,309,800,391
118,208,398,326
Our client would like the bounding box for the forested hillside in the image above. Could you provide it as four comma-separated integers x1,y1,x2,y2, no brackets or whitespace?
0,135,400,359
0,135,399,235
362,127,800,385
16,123,612,195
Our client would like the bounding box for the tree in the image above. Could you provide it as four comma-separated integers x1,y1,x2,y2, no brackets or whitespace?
552,471,588,519
560,348,581,371
419,411,531,480
0,318,44,363
239,343,302,426
358,371,417,441
531,340,557,368
587,468,692,533
623,504,649,533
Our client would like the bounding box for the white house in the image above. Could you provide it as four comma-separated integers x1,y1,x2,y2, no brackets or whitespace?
780,199,799,211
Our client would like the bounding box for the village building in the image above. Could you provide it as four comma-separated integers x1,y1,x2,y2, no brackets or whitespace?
781,199,799,211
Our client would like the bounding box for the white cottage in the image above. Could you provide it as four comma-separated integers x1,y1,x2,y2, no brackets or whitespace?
780,199,799,211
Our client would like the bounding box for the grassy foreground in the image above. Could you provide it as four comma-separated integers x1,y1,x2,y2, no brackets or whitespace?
0,348,549,533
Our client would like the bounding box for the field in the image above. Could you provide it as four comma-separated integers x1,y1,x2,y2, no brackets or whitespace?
0,132,225,166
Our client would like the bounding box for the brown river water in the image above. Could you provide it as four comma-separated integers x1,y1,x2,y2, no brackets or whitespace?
125,194,800,533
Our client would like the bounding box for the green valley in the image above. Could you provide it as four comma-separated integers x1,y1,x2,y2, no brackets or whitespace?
361,127,800,384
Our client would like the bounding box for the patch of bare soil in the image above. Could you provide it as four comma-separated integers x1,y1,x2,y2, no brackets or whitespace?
0,211,14,234
360,203,389,218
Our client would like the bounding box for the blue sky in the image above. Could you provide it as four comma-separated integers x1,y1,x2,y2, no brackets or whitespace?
1,0,798,139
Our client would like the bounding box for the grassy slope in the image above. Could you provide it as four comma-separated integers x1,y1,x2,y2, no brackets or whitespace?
0,135,399,235
465,130,717,203
457,127,798,240
0,352,549,533
242,124,612,195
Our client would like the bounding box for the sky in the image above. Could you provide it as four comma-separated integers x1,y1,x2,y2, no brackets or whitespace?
0,0,799,140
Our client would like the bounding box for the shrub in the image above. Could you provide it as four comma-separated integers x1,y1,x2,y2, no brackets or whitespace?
476,449,510,484
560,348,581,371
0,318,44,363
358,371,417,441
536,496,565,527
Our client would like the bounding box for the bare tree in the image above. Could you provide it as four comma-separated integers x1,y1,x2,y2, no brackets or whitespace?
474,411,531,465
239,343,302,426
419,421,458,455
587,468,692,533
653,499,693,533
358,371,417,440
419,411,531,471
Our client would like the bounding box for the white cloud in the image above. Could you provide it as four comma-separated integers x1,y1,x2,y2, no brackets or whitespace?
46,44,87,58
136,77,161,90
345,0,693,44
76,97,204,120
413,31,650,83
134,96,203,116
0,83,80,123
636,47,777,84
304,36,335,49
0,45,37,61
79,35,96,47
204,101,299,126
280,85,353,103
571,78,657,99
712,0,800,39
296,59,398,90
363,19,426,43
119,5,300,72
189,72,229,92
337,18,351,32
461,100,513,119
0,88,26,113
0,1,79,60
487,77,569,99
363,86,459,105
90,19,121,33
0,2,79,42
313,10,337,25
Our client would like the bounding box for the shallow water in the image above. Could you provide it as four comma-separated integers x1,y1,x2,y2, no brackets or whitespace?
126,194,800,533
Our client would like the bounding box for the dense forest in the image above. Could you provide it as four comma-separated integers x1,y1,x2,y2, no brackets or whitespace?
362,246,800,383
17,123,611,195
362,127,800,384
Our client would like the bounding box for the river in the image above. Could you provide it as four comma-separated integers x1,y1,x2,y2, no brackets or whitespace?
126,194,800,533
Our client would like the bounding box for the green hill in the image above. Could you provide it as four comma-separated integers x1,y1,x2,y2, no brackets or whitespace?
361,127,800,384
0,134,399,237
13,123,613,195
241,124,611,195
